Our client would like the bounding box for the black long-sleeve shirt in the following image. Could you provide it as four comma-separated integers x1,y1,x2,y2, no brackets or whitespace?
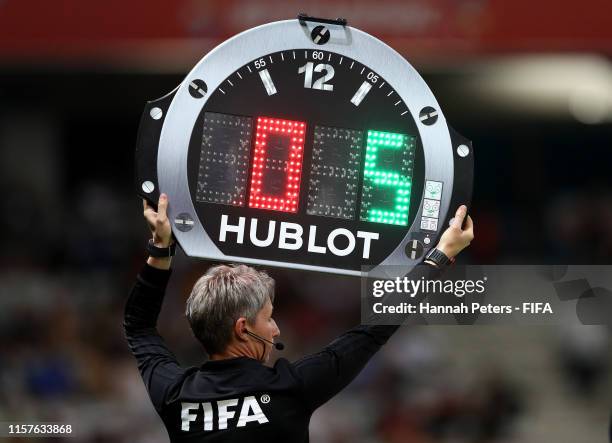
124,263,441,442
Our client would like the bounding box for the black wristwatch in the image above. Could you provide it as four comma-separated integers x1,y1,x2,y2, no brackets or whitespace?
425,248,452,268
146,239,177,258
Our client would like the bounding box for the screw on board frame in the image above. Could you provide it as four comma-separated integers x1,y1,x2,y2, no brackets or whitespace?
142,181,155,194
310,25,331,45
457,144,470,157
189,79,208,99
419,106,438,126
149,107,163,120
175,213,195,232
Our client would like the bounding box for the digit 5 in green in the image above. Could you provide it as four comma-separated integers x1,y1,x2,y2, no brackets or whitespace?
360,130,416,226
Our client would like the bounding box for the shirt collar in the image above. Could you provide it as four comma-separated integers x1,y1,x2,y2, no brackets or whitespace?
200,356,263,370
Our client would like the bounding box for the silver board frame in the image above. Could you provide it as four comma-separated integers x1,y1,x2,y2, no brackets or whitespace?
157,19,454,276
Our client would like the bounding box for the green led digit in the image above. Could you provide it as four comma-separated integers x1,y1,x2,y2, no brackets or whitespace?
359,130,415,226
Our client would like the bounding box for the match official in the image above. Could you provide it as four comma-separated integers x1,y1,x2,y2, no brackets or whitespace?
124,193,474,441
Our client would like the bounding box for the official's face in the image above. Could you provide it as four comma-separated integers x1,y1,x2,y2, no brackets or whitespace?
250,299,280,362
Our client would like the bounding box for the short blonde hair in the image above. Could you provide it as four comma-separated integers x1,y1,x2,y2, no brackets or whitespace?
185,264,274,355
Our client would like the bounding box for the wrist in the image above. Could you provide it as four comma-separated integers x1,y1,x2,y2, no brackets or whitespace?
147,256,172,270
436,244,455,259
147,239,177,258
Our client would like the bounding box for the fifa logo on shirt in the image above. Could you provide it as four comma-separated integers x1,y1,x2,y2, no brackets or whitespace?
181,396,269,431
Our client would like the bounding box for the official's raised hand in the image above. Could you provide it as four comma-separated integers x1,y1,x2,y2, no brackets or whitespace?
436,205,474,258
143,193,173,248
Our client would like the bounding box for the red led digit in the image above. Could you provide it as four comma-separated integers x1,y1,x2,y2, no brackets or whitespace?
248,116,306,213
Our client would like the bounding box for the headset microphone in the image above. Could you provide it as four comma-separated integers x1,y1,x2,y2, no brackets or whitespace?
245,330,285,350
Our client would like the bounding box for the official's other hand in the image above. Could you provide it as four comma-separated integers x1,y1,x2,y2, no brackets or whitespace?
143,194,173,248
436,205,474,258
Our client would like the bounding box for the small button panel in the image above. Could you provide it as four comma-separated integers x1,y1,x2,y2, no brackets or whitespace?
424,180,443,200
423,198,440,218
420,217,438,231
420,180,443,231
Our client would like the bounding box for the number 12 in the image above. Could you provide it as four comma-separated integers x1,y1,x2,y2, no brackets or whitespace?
298,62,335,91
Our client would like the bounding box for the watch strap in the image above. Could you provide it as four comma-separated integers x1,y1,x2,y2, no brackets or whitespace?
425,248,451,267
147,239,177,258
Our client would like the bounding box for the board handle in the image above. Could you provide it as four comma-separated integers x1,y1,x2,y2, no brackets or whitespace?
134,86,178,210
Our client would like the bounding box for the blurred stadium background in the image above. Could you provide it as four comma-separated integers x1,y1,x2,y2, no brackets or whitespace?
1,1,611,441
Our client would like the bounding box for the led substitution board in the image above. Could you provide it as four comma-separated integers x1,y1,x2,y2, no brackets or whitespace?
135,15,473,276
